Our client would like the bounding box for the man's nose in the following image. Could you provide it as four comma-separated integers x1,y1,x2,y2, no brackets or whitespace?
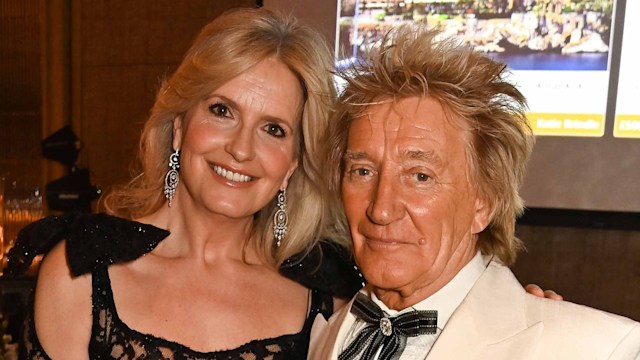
225,125,255,162
366,171,403,225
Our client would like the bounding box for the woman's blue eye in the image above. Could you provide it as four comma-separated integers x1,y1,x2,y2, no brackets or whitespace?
266,124,286,138
209,103,231,117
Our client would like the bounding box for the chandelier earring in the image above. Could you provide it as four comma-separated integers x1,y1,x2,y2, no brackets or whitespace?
164,148,180,207
273,189,288,247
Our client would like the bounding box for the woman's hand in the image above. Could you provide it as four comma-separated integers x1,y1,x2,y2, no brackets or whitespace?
525,284,564,300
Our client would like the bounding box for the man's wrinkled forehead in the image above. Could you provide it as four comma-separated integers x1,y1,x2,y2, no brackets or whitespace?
349,98,441,136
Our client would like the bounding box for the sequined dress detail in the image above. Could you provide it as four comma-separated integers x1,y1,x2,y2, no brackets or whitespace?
6,213,362,360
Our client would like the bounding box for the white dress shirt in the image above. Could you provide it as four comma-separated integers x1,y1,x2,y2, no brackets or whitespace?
340,252,488,359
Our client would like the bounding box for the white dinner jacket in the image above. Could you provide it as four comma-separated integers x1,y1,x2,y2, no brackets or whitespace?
309,259,640,360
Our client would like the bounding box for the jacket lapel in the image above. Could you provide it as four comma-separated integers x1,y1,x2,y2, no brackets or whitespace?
427,259,543,359
309,296,358,360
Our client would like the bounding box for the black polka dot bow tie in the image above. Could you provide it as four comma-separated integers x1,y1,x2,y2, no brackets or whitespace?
339,292,437,360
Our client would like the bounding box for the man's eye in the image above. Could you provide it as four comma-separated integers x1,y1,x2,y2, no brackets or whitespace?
415,173,430,182
353,168,370,176
265,124,286,138
209,103,231,117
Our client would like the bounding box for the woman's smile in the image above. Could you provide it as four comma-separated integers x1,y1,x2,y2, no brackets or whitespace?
212,164,254,183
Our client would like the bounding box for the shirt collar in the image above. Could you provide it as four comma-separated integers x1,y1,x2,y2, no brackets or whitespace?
365,251,487,329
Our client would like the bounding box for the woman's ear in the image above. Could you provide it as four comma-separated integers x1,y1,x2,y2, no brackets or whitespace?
172,116,183,150
279,160,299,191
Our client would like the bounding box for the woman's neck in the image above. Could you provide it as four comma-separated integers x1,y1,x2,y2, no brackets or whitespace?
137,203,260,264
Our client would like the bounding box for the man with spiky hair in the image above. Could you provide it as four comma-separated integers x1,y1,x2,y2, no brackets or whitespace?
309,24,640,360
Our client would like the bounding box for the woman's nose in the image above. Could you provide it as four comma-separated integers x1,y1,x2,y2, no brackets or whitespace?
225,126,255,162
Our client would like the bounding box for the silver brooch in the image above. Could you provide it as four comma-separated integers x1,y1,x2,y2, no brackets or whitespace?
380,317,393,336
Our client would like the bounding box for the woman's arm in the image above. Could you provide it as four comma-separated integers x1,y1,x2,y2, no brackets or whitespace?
34,240,92,360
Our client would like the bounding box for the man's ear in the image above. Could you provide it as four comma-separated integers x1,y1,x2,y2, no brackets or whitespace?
172,116,183,150
471,197,491,234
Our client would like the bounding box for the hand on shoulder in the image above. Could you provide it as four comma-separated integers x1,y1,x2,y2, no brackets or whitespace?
525,283,564,300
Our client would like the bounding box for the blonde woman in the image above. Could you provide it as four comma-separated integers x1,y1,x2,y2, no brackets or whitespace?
8,8,359,359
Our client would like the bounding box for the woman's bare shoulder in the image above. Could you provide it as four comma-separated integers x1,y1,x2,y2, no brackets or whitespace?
34,240,92,360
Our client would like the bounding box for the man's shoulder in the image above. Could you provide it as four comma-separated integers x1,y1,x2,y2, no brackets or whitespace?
485,260,639,331
524,290,640,338
452,261,640,359
521,294,640,358
478,260,640,357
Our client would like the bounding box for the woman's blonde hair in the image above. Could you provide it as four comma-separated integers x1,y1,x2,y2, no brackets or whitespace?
102,7,349,265
327,25,534,266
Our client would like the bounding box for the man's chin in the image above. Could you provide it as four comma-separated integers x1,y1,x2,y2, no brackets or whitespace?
360,266,414,292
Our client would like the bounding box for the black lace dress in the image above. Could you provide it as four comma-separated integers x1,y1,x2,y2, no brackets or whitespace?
6,213,363,360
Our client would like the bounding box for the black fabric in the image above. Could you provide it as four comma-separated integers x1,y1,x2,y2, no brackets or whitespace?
280,241,364,300
8,213,356,359
5,212,168,277
6,212,363,298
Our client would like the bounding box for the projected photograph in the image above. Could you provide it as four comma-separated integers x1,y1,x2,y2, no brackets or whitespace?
337,0,614,71
613,0,640,138
337,0,619,137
